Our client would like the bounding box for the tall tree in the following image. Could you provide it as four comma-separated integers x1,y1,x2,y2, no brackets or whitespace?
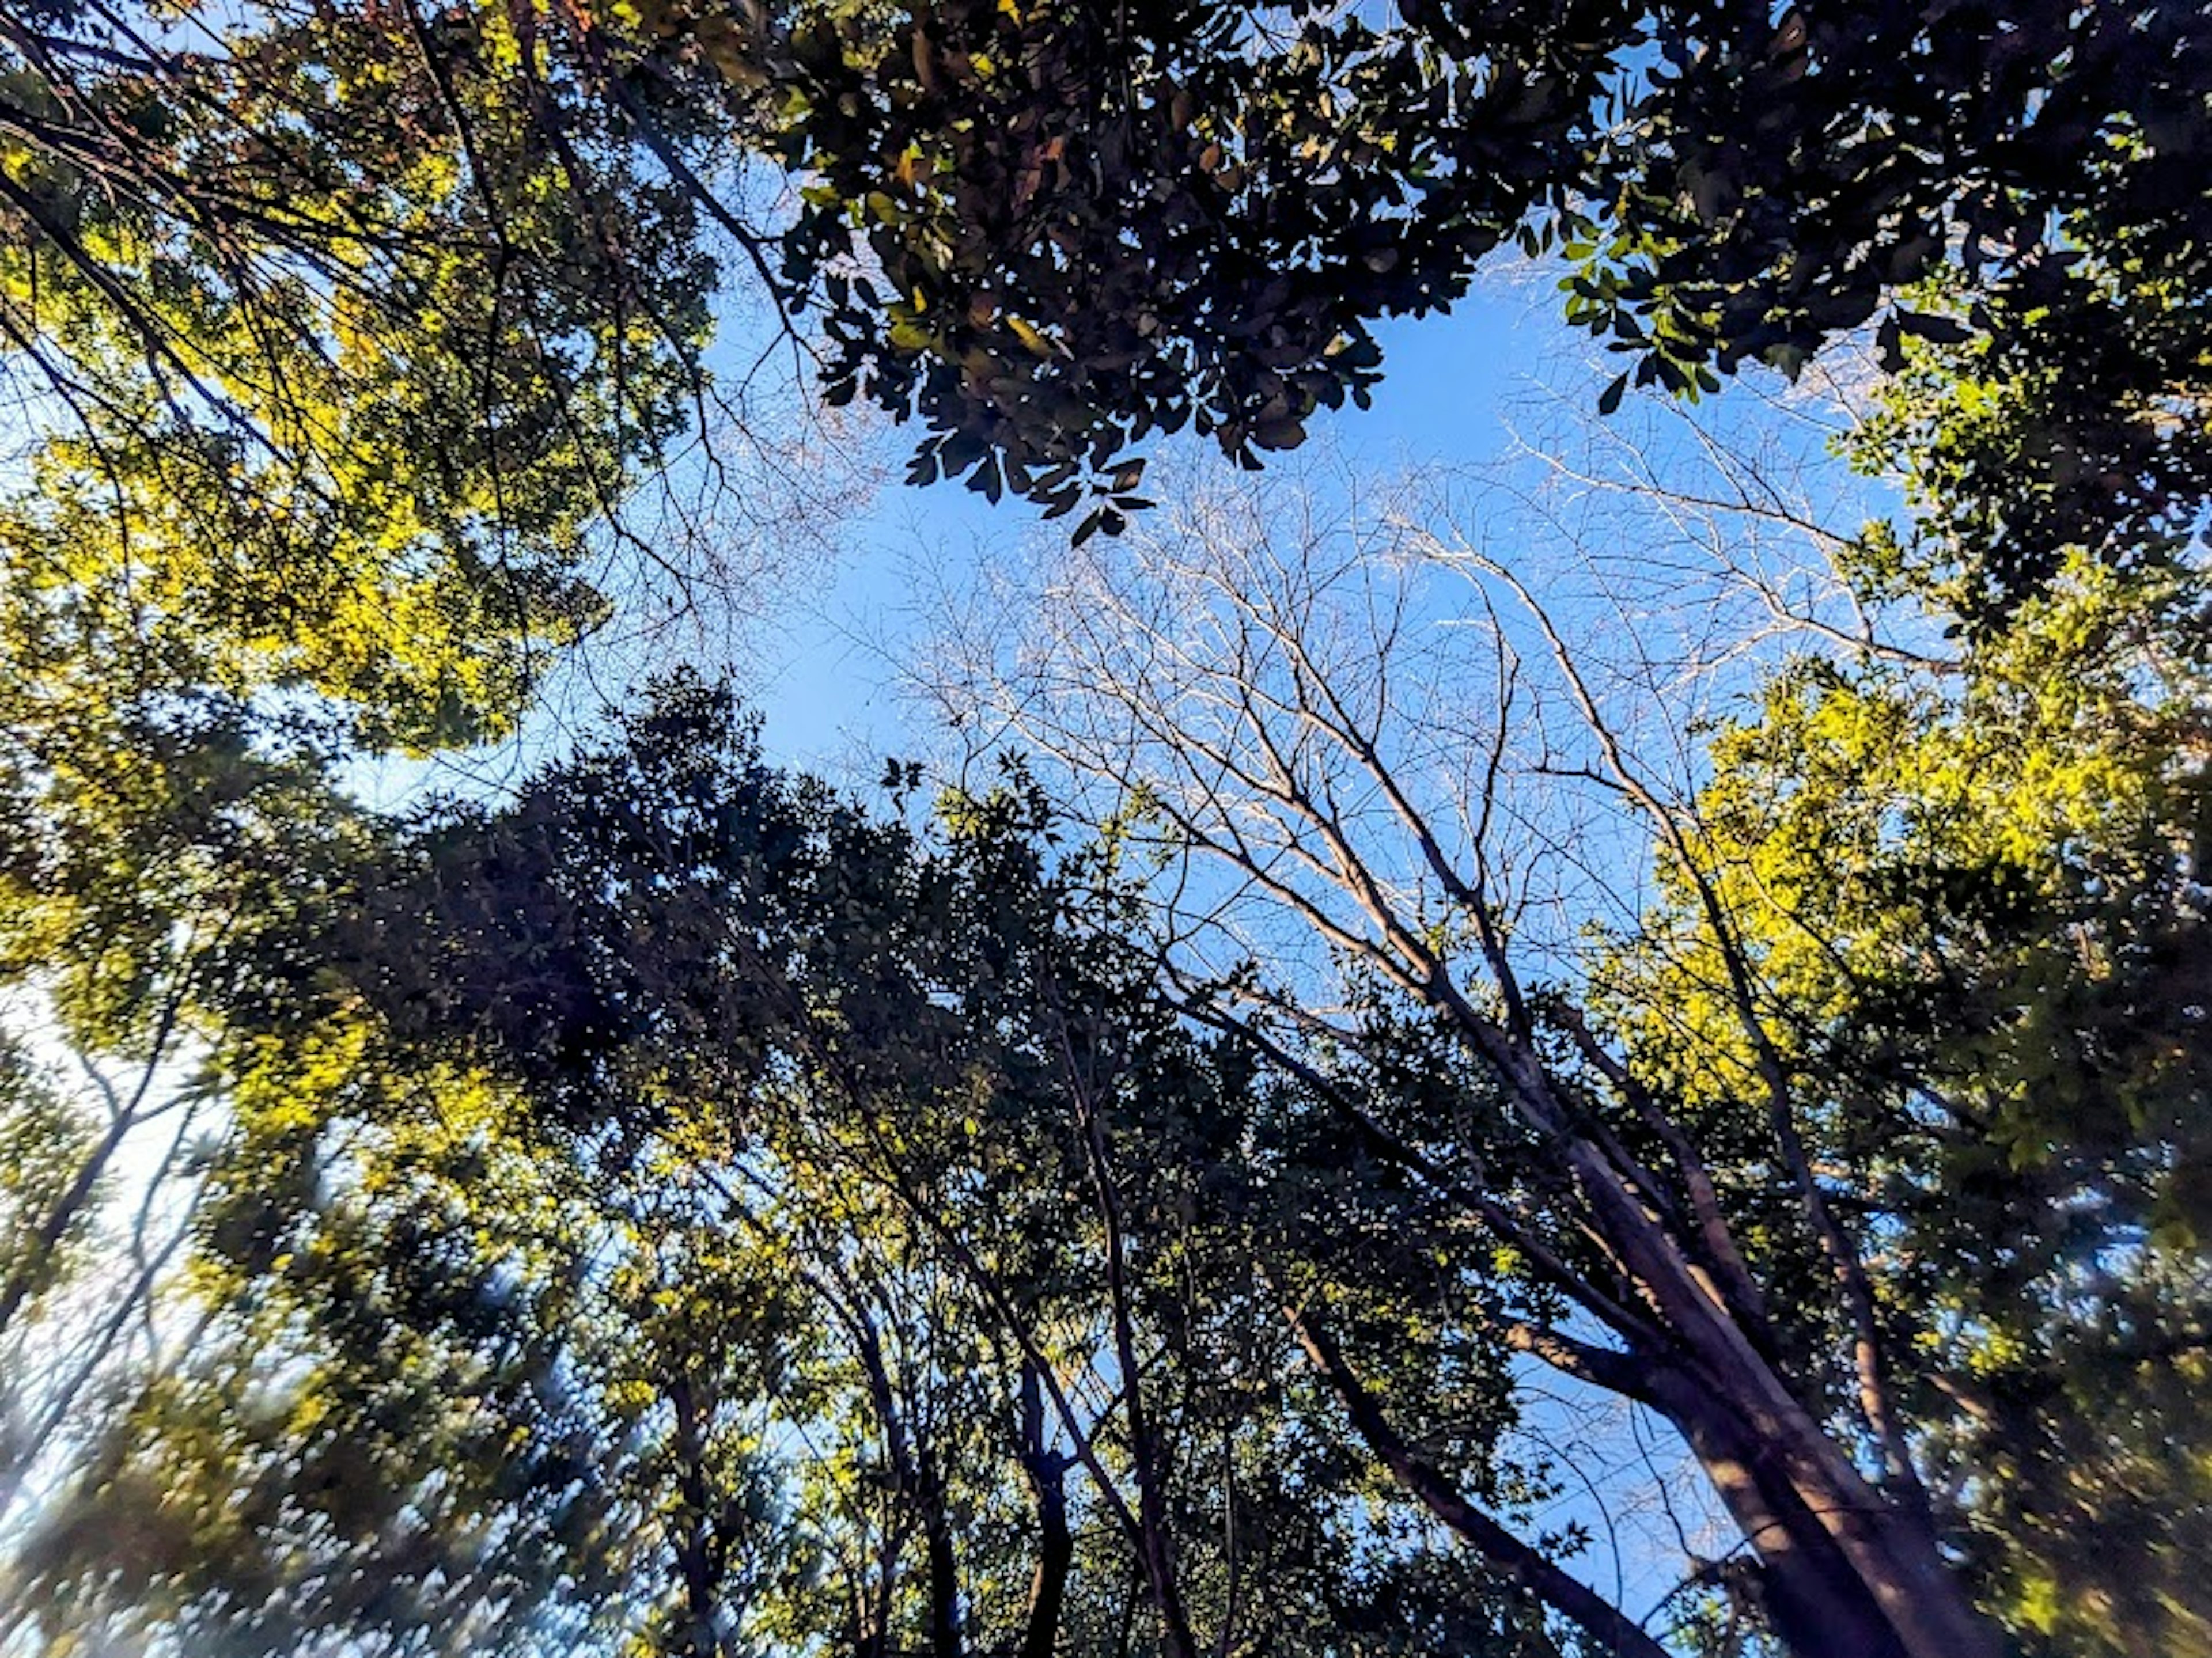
1599,547,2212,1656
18,681,1582,1658
933,445,2207,1656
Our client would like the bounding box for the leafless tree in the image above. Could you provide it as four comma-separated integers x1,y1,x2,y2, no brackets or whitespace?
914,439,1995,1658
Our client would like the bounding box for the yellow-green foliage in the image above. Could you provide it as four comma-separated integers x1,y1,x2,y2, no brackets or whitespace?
2,0,721,748
1602,552,2212,1658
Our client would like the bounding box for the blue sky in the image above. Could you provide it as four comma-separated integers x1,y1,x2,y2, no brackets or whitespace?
706,282,1904,1642
745,281,1566,773
717,288,1751,1637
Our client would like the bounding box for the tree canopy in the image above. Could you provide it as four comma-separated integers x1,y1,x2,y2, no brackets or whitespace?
10,0,2207,620
775,0,2212,601
0,5,2207,1657
10,478,2209,1655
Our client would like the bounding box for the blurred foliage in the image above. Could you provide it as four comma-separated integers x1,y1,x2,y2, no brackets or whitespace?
5,679,1573,1655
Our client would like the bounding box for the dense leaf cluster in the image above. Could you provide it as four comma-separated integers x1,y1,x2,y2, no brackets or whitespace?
2,0,724,742
11,0,2207,629
775,0,2212,587
5,681,1564,1657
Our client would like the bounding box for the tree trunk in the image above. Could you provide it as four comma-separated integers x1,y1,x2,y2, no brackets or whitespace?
1019,1458,1073,1658
1641,1361,1908,1658
1557,1140,2008,1658
921,1461,963,1658
1283,1295,1672,1658
0,1107,135,1339
667,1372,726,1658
1019,1361,1074,1658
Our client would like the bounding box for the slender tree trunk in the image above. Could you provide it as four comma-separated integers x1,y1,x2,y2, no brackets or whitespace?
1062,1016,1199,1658
667,1373,726,1658
0,1108,135,1339
919,1457,963,1658
1019,1363,1074,1658
1020,1465,1074,1658
1282,1295,1672,1658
